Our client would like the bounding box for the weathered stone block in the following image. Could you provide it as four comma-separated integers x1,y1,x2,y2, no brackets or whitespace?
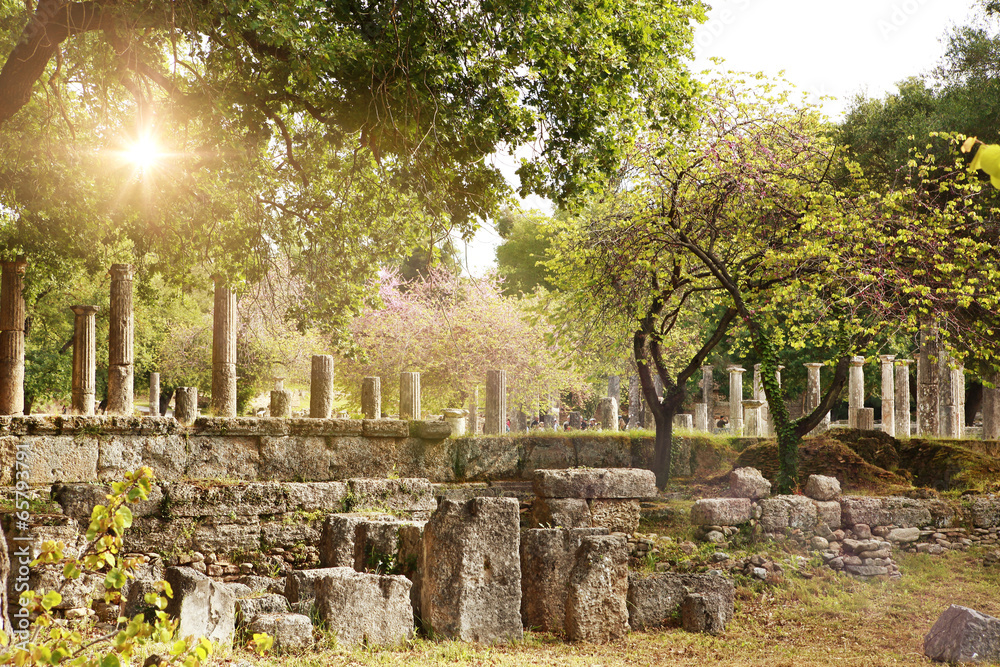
972,497,1000,529
284,481,348,512
236,594,290,625
840,496,932,528
420,497,522,643
409,420,452,440
319,513,400,569
164,567,236,645
347,478,437,514
759,495,818,531
285,568,350,604
565,535,629,643
627,572,735,631
728,467,771,500
362,419,409,438
681,592,728,635
886,527,921,543
589,499,641,534
812,500,842,529
247,613,314,652
924,605,1000,663
520,527,609,633
804,474,841,501
530,497,591,529
690,498,752,526
314,567,413,646
533,468,657,499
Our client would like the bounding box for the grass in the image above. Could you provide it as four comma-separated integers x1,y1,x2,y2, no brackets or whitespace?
155,548,1000,667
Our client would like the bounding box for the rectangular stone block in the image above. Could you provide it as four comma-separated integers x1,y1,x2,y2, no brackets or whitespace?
839,496,932,528
812,500,842,529
589,499,640,534
532,468,657,499
565,535,629,643
314,567,414,646
318,513,426,573
924,605,1000,663
347,478,437,514
285,567,351,604
520,527,608,633
362,419,409,438
690,498,752,526
165,566,237,646
529,497,591,529
759,495,818,532
972,498,1000,529
409,420,452,440
420,497,522,642
627,572,735,631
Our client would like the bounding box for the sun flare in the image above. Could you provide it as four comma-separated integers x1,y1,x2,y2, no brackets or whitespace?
124,134,162,170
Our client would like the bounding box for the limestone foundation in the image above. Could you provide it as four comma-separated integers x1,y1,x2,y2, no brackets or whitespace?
107,264,134,415
310,355,335,418
175,387,198,424
483,369,507,434
0,257,26,415
894,359,912,438
70,305,99,415
361,376,381,420
400,372,421,420
879,355,896,437
211,278,237,417
149,373,161,417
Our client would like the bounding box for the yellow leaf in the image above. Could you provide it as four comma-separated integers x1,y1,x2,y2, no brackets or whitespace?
962,136,978,153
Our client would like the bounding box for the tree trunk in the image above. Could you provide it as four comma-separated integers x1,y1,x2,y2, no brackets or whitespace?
652,407,674,488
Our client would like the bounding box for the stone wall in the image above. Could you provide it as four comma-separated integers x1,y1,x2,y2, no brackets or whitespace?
0,416,677,485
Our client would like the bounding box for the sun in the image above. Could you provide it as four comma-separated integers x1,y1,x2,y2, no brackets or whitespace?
124,134,162,170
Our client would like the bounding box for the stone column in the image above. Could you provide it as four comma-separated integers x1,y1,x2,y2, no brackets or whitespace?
361,376,381,419
742,399,764,437
483,369,506,434
803,362,823,414
917,327,940,436
984,371,1000,441
848,356,865,429
271,389,292,418
894,359,913,438
879,354,896,437
753,363,764,401
175,387,198,424
210,277,237,417
597,397,618,431
149,373,160,417
856,407,875,431
514,408,527,432
727,366,745,433
701,364,713,406
0,257,27,415
400,372,421,420
569,411,582,429
70,305,99,415
939,352,960,438
955,366,966,435
628,375,642,430
608,375,620,401
673,413,693,430
468,386,479,435
107,264,134,415
309,355,335,418
694,403,709,432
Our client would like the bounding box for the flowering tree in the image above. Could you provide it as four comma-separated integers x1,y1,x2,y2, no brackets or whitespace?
337,270,587,417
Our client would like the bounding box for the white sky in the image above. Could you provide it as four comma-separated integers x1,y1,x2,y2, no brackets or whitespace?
458,0,982,276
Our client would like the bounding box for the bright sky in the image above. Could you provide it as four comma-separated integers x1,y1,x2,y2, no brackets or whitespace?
458,0,982,276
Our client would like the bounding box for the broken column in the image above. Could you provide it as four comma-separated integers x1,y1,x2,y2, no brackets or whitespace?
608,375,620,401
467,386,479,435
694,403,709,432
880,354,896,437
310,355,335,418
270,383,292,418
399,372,421,420
848,356,865,429
984,371,1000,441
175,387,198,424
149,373,160,417
597,397,618,431
210,277,237,417
565,534,629,643
701,364,714,413
483,369,506,434
420,497,522,643
727,366,745,434
70,305,99,415
107,263,134,415
0,256,26,415
742,400,763,438
895,359,912,438
628,375,641,430
803,362,829,431
361,376,381,419
939,352,961,438
917,327,940,436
